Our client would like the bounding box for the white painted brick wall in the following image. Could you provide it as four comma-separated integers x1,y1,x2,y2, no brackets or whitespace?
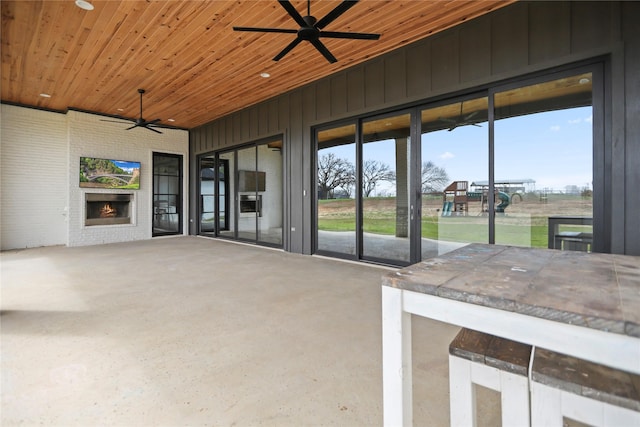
1,105,189,250
1,105,68,250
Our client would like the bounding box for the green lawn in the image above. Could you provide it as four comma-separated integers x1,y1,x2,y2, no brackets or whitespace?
317,195,592,249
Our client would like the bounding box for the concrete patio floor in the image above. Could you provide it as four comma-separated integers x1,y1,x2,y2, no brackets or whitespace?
1,236,500,426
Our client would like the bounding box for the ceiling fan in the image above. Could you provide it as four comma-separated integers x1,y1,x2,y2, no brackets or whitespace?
101,89,163,134
439,102,483,132
233,0,380,64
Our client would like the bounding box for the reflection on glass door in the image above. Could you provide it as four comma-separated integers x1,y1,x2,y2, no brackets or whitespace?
217,151,236,239
317,124,357,257
153,152,182,236
257,141,283,246
199,139,282,247
420,97,489,258
199,156,215,234
362,113,411,264
494,72,593,250
237,146,257,242
316,124,357,258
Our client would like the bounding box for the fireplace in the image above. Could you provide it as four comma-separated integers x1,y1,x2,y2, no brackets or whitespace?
85,193,132,226
239,194,262,217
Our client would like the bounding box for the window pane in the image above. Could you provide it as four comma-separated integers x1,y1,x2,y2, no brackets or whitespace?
362,113,411,264
218,151,236,239
317,124,356,256
420,97,489,259
494,73,593,250
257,141,283,246
237,146,257,241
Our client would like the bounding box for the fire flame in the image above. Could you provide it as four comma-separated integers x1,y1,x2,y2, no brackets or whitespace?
100,203,117,218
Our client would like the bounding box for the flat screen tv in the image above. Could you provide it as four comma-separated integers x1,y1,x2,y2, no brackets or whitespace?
80,157,141,189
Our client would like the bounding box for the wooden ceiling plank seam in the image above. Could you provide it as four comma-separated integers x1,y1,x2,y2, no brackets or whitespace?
1,1,43,101
55,2,124,109
1,0,514,129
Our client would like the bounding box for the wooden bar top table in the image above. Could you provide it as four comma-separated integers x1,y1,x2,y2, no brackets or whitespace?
381,243,640,426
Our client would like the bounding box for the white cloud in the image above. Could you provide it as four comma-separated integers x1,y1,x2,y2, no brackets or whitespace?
568,118,582,124
550,125,561,132
439,151,455,159
585,115,593,123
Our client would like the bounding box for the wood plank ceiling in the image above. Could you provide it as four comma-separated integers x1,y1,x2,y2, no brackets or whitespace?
1,0,514,130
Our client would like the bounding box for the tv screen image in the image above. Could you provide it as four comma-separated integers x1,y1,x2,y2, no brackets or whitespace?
80,157,141,189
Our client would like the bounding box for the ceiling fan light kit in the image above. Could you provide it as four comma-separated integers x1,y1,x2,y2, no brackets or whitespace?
233,0,380,64
101,89,163,134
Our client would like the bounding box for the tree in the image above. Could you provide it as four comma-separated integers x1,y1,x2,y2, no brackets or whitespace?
362,160,395,197
421,161,449,193
317,153,354,199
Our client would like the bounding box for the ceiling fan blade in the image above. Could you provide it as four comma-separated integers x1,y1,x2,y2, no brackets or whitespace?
273,37,302,61
278,0,307,28
145,118,161,125
316,0,358,29
233,26,297,34
320,31,380,40
125,124,139,131
145,126,163,134
464,111,479,120
310,39,337,63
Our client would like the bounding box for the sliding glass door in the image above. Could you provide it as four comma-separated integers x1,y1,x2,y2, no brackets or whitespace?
316,112,417,266
315,64,600,266
493,72,594,250
420,97,489,257
361,113,412,264
198,137,283,248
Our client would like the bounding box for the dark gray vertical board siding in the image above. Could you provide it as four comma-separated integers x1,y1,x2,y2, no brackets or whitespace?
240,110,249,141
608,3,624,254
267,99,279,134
213,123,219,151
315,79,331,120
385,51,407,103
347,68,365,112
258,103,269,136
288,91,303,253
226,119,232,148
364,59,385,108
232,114,242,144
302,85,316,254
406,40,431,98
623,1,640,255
431,32,460,90
571,2,613,53
330,74,348,117
303,86,317,123
277,94,289,133
528,2,571,65
491,4,528,75
192,129,201,153
460,19,491,83
189,142,197,235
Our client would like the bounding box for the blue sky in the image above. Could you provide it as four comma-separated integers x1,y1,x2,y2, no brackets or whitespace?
113,160,140,173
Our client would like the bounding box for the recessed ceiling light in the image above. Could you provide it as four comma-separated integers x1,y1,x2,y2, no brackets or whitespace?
39,93,51,98
117,108,124,112
579,78,590,85
75,0,94,11
260,72,271,78
168,119,175,122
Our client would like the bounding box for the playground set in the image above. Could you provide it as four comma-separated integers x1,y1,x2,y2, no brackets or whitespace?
441,181,510,216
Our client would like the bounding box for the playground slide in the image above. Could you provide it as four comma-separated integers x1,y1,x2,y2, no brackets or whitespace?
496,191,510,213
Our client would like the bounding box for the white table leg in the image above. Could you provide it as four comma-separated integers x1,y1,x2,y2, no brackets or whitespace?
382,286,413,426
